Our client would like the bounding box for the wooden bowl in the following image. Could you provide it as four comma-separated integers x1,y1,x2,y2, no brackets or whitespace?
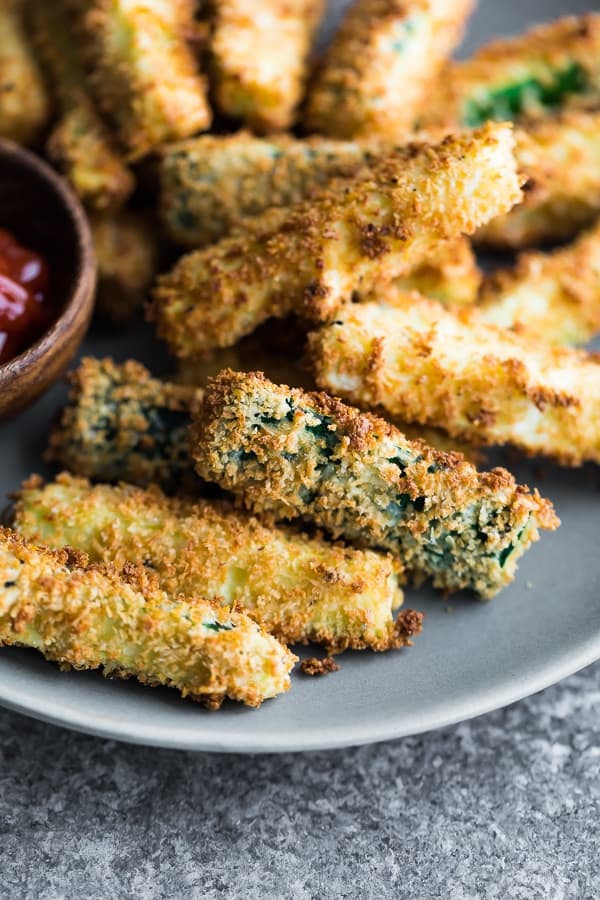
0,140,96,419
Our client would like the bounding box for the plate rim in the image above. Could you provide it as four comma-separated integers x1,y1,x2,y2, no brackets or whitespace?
0,631,598,752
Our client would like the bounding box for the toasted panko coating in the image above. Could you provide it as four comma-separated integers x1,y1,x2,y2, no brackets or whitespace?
91,211,159,323
191,371,558,598
46,358,203,492
209,0,324,132
74,0,211,160
14,474,420,653
0,0,50,145
309,293,600,466
32,0,134,212
0,527,296,708
424,14,600,129
304,0,473,140
478,110,600,248
479,218,600,346
151,124,521,358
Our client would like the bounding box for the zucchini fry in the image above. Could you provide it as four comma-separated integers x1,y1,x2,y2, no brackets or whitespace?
191,371,558,598
425,14,600,129
76,0,211,160
14,474,420,653
478,110,600,248
479,219,600,346
32,0,134,212
152,124,521,358
309,294,600,465
304,0,473,140
46,358,203,492
0,527,295,709
0,0,50,145
92,210,159,322
210,0,324,132
384,238,480,308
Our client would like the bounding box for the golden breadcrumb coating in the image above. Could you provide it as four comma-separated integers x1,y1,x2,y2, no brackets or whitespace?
479,218,600,346
209,0,324,132
191,371,558,598
0,0,49,145
151,124,521,358
309,293,600,466
14,474,419,654
0,527,296,708
74,0,211,160
32,0,134,211
46,357,203,492
91,210,159,323
304,0,473,139
424,14,600,129
478,110,600,248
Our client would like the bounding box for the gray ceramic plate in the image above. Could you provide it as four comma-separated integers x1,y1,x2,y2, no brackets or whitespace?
1,0,599,752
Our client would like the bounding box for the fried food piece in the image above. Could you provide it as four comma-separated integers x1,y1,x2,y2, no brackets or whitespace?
478,111,600,248
152,124,521,358
309,294,600,465
304,0,473,139
0,527,296,708
479,219,600,346
209,0,323,132
46,358,203,492
159,132,370,247
14,474,418,653
32,0,134,212
92,210,159,322
0,0,50,145
76,0,211,160
424,14,600,129
191,371,558,598
379,238,481,308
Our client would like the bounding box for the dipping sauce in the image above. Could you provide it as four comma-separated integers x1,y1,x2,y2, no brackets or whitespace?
0,228,51,364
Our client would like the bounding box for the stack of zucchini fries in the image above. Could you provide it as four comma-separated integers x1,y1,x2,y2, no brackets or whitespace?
4,0,600,710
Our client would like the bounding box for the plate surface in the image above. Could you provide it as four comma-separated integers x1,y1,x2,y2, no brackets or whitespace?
0,0,598,752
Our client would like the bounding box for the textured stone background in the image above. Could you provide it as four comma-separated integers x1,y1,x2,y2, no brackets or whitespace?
2,662,599,899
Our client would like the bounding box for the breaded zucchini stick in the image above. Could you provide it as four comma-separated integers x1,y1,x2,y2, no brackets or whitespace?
76,0,211,160
478,111,600,248
14,474,422,653
425,14,600,129
309,294,600,465
304,0,473,140
32,0,134,212
46,358,203,491
0,0,50,145
0,528,296,708
191,371,558,598
152,124,520,358
383,238,480,308
478,219,600,346
92,211,159,322
209,0,323,132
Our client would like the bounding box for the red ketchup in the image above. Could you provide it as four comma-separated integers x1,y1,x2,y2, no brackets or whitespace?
0,228,51,364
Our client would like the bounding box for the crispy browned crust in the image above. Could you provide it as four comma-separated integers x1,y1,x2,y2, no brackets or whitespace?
309,293,600,465
32,1,134,211
0,0,50,145
479,218,600,345
304,0,473,139
151,124,521,358
425,13,600,129
14,472,411,654
210,0,324,132
0,527,296,708
74,0,211,160
91,211,159,322
191,370,558,598
45,357,203,491
478,111,600,248
300,656,340,676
